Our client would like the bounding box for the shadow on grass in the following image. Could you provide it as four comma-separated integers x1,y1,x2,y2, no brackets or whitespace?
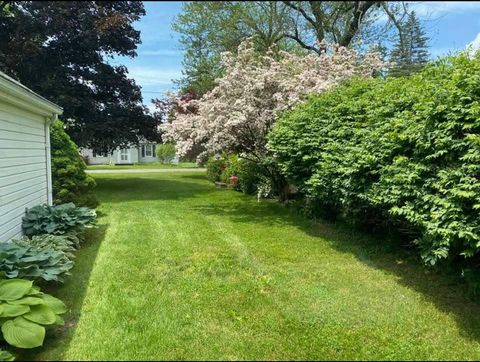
177,173,210,181
192,200,480,343
93,176,216,203
18,224,108,361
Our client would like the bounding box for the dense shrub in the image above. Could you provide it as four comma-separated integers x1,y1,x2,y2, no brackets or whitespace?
205,156,225,182
22,203,97,238
205,154,263,195
156,143,176,164
0,241,74,283
269,53,480,267
219,155,262,195
219,155,241,185
0,279,66,349
50,120,98,208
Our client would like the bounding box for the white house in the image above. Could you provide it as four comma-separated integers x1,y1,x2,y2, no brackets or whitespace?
81,142,160,165
0,71,63,242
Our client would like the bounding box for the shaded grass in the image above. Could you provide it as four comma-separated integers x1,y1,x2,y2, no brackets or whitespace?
86,162,197,170
18,225,106,360
30,172,480,360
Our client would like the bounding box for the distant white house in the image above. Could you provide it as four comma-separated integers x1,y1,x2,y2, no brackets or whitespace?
81,142,178,165
0,71,63,242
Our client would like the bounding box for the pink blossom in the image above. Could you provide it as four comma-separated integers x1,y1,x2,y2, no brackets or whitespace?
162,39,387,160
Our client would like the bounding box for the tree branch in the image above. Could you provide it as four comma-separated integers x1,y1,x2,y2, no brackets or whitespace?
283,31,321,54
282,0,318,30
381,2,408,52
338,1,379,46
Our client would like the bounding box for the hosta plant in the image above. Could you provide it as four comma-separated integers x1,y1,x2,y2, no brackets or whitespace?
22,202,96,237
0,242,74,283
0,279,66,349
16,234,81,261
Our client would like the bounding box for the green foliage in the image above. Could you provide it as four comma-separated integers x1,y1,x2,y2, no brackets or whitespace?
220,155,262,195
205,156,226,182
206,154,262,194
0,279,66,349
156,143,176,164
219,155,241,185
17,234,81,260
0,2,158,151
50,120,98,208
172,2,288,95
173,1,408,95
0,241,74,283
0,349,14,361
389,10,430,77
22,203,97,238
270,52,480,267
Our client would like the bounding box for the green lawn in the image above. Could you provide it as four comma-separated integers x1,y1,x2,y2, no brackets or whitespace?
28,171,480,360
86,161,197,170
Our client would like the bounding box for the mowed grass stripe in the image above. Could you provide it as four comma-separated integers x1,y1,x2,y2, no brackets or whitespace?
26,171,480,361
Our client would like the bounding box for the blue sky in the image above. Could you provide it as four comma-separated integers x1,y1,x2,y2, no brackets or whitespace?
112,1,480,110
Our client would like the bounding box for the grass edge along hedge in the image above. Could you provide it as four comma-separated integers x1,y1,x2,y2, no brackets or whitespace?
269,52,480,274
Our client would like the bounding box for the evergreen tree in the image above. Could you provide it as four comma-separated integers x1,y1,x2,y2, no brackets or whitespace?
390,11,430,77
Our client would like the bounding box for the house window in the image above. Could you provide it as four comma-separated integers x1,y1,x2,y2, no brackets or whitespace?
142,144,155,158
120,148,129,161
93,151,108,157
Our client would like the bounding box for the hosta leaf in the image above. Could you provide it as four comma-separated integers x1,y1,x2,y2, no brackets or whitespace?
0,280,32,301
40,294,67,315
27,286,42,296
22,305,56,325
2,316,45,349
8,297,44,306
0,349,14,361
1,303,30,317
54,315,65,326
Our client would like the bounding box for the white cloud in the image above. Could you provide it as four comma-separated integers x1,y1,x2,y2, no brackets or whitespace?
409,1,480,17
466,32,480,56
127,67,182,86
467,32,480,49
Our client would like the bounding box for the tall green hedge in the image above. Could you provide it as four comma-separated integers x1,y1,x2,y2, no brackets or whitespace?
50,120,98,208
269,53,480,267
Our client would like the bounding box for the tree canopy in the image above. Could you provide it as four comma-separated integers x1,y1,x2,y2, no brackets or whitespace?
173,1,410,95
0,1,159,151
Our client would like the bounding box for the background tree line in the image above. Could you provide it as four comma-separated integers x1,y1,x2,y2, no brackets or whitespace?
173,1,430,97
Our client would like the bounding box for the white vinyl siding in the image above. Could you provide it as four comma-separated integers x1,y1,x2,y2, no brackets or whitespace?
0,101,49,242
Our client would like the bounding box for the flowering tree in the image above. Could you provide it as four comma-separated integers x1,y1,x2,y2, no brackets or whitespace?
162,39,386,198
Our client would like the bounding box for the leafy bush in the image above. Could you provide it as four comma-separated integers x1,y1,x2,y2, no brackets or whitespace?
205,156,225,182
17,234,80,260
269,52,480,267
0,241,74,283
156,143,176,164
219,155,261,195
0,279,66,349
220,155,240,185
50,120,98,208
22,203,96,238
